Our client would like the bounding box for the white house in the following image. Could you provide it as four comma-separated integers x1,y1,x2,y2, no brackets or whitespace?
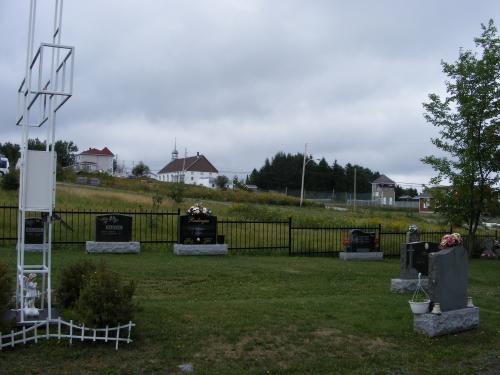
371,174,396,205
158,149,218,188
75,147,114,174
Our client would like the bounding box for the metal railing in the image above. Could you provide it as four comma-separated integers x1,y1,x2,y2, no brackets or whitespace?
0,206,497,256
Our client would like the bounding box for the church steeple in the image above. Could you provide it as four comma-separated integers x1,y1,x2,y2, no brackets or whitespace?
172,138,179,161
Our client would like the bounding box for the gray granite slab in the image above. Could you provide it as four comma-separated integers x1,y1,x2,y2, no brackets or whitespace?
173,244,228,255
413,307,479,337
86,241,140,253
390,278,429,293
339,252,383,261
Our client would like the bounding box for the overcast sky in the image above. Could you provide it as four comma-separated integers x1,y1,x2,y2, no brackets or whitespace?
0,1,498,188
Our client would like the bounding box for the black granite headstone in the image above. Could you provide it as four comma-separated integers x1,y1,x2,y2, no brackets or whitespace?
95,214,132,242
428,245,468,312
25,218,44,244
178,215,217,245
400,241,439,279
346,229,376,252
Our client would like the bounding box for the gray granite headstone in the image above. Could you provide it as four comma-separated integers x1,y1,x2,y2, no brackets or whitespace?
428,245,468,312
405,230,420,243
400,241,439,279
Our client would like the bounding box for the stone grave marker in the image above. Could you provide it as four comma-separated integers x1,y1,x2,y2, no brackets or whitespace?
174,204,227,255
21,217,45,252
339,229,383,261
86,214,139,253
427,245,468,311
178,215,217,245
400,241,439,279
406,227,420,243
414,244,480,336
391,241,439,293
480,239,498,259
25,218,44,245
346,229,376,252
95,214,132,242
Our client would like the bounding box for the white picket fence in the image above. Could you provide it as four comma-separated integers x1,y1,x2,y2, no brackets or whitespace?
0,318,135,350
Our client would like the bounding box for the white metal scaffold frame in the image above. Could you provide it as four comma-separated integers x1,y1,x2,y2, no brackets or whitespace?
16,0,75,324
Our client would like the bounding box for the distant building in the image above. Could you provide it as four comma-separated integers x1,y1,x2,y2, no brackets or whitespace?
75,147,114,174
417,190,435,214
371,174,396,205
158,147,218,188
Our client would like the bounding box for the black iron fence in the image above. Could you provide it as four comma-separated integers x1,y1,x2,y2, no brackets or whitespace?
0,206,180,246
0,206,497,256
290,225,381,256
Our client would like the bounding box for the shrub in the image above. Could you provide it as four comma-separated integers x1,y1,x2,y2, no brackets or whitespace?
169,183,185,203
1,169,19,191
56,259,96,308
77,264,136,327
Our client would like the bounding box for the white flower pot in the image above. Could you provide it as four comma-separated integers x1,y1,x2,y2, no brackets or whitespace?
409,300,430,314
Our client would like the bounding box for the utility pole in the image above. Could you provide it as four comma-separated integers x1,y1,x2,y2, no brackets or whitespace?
300,143,307,207
353,167,357,210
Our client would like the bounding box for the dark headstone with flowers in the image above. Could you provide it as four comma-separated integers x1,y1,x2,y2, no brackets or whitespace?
178,203,217,245
480,239,499,259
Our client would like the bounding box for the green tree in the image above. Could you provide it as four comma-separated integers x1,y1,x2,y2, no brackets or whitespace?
54,140,78,167
421,20,500,252
132,161,150,177
214,175,229,189
0,142,20,169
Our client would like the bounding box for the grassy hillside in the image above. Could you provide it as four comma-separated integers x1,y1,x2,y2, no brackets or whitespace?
1,174,453,231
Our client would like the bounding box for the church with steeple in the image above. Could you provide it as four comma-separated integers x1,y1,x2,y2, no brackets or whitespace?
157,141,219,188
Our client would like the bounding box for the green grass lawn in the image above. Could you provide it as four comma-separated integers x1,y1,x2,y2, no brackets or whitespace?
1,248,499,374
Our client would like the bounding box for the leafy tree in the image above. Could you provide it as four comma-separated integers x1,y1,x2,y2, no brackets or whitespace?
132,161,150,177
27,138,45,150
421,20,500,252
54,140,78,167
0,142,20,169
214,175,229,189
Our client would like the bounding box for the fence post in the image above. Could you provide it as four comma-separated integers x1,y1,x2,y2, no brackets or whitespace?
378,224,382,252
176,208,181,245
288,217,292,256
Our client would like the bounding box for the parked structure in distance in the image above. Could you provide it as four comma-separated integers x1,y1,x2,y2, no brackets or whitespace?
0,154,9,175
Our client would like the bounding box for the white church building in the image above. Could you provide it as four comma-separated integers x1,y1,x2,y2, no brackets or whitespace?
157,147,219,188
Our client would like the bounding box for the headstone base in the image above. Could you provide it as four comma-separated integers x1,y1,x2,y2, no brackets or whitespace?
17,243,45,252
413,307,480,337
390,278,429,293
1,308,60,326
339,252,383,261
86,241,140,254
174,244,228,256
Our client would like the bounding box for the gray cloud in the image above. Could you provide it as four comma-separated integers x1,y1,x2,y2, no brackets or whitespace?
1,0,498,185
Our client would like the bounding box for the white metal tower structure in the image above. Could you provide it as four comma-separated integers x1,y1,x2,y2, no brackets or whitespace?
16,0,75,323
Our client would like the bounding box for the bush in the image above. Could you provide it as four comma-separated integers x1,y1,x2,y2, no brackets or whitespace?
169,183,185,203
77,264,136,327
1,169,19,191
56,259,96,308
0,262,13,318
